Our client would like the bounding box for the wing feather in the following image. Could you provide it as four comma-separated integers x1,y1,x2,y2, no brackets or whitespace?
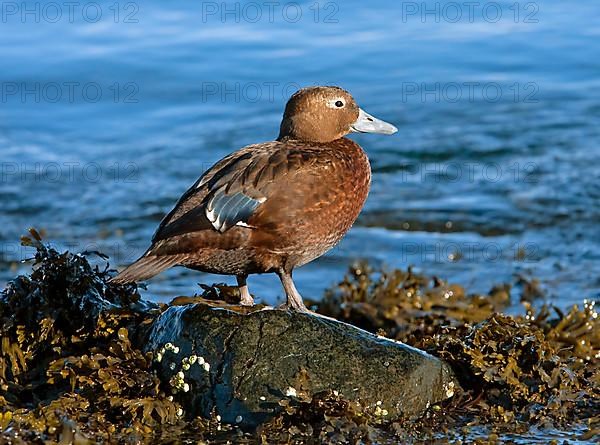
207,189,264,232
153,142,303,241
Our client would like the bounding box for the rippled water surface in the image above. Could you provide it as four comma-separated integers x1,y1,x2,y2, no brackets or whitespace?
1,1,599,310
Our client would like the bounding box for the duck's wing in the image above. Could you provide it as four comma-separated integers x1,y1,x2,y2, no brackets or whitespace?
151,141,309,242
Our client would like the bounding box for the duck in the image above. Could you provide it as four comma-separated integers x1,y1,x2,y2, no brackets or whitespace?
111,86,397,311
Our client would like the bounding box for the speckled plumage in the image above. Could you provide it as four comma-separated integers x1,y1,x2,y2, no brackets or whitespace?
111,86,396,311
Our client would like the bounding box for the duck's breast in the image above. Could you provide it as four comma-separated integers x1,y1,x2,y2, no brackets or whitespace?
248,138,371,267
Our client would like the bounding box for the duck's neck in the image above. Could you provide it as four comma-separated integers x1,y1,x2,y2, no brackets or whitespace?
276,135,351,145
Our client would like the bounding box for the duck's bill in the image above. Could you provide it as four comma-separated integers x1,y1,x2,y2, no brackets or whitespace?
351,108,398,135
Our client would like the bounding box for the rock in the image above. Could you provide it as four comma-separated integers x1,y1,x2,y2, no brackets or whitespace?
146,304,458,428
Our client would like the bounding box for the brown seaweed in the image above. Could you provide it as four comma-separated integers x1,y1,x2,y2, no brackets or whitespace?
0,234,597,443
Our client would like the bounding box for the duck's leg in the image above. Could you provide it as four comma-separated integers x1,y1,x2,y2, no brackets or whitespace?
236,274,254,306
277,269,308,312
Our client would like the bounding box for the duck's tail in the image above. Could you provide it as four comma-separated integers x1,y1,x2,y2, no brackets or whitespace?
110,254,188,284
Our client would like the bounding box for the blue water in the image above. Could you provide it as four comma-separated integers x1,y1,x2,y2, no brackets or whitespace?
1,1,599,312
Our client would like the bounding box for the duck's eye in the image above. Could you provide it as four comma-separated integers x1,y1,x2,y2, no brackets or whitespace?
327,98,346,109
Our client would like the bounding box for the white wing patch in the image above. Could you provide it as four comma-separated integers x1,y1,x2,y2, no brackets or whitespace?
205,190,266,233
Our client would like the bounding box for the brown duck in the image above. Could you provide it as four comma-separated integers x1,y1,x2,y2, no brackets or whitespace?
111,86,397,311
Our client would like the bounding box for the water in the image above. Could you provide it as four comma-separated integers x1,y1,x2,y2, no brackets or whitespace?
1,1,599,312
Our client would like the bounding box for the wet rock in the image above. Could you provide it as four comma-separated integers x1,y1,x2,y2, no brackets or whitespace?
146,304,458,428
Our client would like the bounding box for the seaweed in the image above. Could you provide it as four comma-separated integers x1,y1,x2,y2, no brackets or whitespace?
0,235,598,443
0,231,182,443
315,262,599,441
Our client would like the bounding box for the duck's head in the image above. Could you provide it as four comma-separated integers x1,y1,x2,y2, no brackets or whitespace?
278,86,397,143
